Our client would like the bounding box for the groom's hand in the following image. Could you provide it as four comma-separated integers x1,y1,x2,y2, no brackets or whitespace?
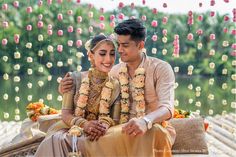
122,118,147,137
58,72,73,94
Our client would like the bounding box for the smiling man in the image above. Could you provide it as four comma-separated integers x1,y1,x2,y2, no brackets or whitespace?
59,19,176,157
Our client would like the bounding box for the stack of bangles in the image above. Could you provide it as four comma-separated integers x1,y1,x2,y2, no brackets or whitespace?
70,117,88,128
99,116,115,127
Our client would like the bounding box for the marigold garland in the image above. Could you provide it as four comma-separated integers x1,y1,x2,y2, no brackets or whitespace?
119,66,145,124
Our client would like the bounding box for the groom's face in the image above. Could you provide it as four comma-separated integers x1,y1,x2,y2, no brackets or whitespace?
116,35,142,63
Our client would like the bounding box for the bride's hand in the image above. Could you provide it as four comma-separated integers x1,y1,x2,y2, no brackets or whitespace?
83,120,106,141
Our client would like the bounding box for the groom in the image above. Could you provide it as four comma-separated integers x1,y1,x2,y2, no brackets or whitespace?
59,19,176,156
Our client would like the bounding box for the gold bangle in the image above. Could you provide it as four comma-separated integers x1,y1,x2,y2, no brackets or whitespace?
99,116,115,127
69,117,80,126
75,118,88,128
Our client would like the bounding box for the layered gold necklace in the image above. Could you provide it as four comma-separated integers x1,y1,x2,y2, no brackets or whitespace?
75,68,113,120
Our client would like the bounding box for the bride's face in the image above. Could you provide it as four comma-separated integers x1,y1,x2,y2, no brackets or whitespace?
90,42,116,73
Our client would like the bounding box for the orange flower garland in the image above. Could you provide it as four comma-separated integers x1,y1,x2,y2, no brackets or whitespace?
26,102,59,122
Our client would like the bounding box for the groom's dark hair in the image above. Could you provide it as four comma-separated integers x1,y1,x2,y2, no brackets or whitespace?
114,19,146,42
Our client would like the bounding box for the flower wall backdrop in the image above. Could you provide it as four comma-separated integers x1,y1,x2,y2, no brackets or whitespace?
0,0,235,121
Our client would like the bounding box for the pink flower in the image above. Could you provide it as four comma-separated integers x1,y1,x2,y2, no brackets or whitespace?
2,3,8,10
162,29,167,36
210,11,215,17
2,38,8,46
141,15,146,21
76,40,82,47
130,16,136,19
233,8,236,14
198,15,203,21
187,33,194,40
210,0,215,6
67,26,74,33
26,25,32,31
67,10,73,15
210,34,215,40
233,17,236,22
188,11,193,16
47,30,53,35
99,23,105,30
152,35,158,41
88,3,93,9
57,30,63,36
47,0,52,5
110,15,115,21
48,24,53,30
224,16,229,21
13,1,19,8
223,27,228,33
230,51,236,56
57,45,63,52
110,21,115,28
3,21,8,28
77,0,81,3
152,8,158,14
89,26,93,33
118,13,124,20
199,2,203,7
163,3,167,8
38,0,43,6
151,20,158,27
38,14,43,20
77,16,82,23
174,35,179,40
232,43,236,49
57,29,63,36
99,15,105,21
196,29,203,35
37,21,44,28
77,28,82,34
100,8,104,13
118,2,124,9
26,6,32,13
130,3,135,9
57,13,63,21
162,17,168,24
14,34,20,44
57,0,63,4
142,0,146,5
231,29,236,35
224,0,229,3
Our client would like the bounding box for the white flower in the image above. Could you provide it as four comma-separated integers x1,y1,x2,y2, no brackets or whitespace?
57,61,63,67
15,86,19,92
208,94,214,100
222,40,229,47
57,77,62,83
152,48,157,54
38,50,44,57
174,67,179,73
209,78,214,85
222,83,227,90
120,66,127,73
208,109,213,115
196,91,201,97
47,94,52,100
222,69,227,75
231,74,236,81
3,112,9,119
174,100,179,106
27,95,33,101
188,99,193,104
231,88,236,94
46,62,53,68
105,81,114,89
222,99,227,105
222,55,228,62
231,102,236,109
38,66,44,73
15,115,21,121
48,75,52,81
38,34,44,41
195,101,201,107
209,62,215,69
76,52,84,58
209,49,215,56
162,37,167,43
38,80,44,87
77,65,82,72
27,69,33,75
162,49,167,55
15,96,20,102
26,42,32,49
188,65,194,71
39,99,44,103
14,64,20,70
47,45,54,52
27,82,33,89
57,95,63,101
195,86,201,92
14,76,21,82
14,51,21,59
3,73,9,80
2,56,8,62
3,93,8,100
232,60,236,66
27,57,33,63
188,84,193,90
67,58,73,65
15,108,20,114
174,82,178,89
135,68,145,75
197,42,202,49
